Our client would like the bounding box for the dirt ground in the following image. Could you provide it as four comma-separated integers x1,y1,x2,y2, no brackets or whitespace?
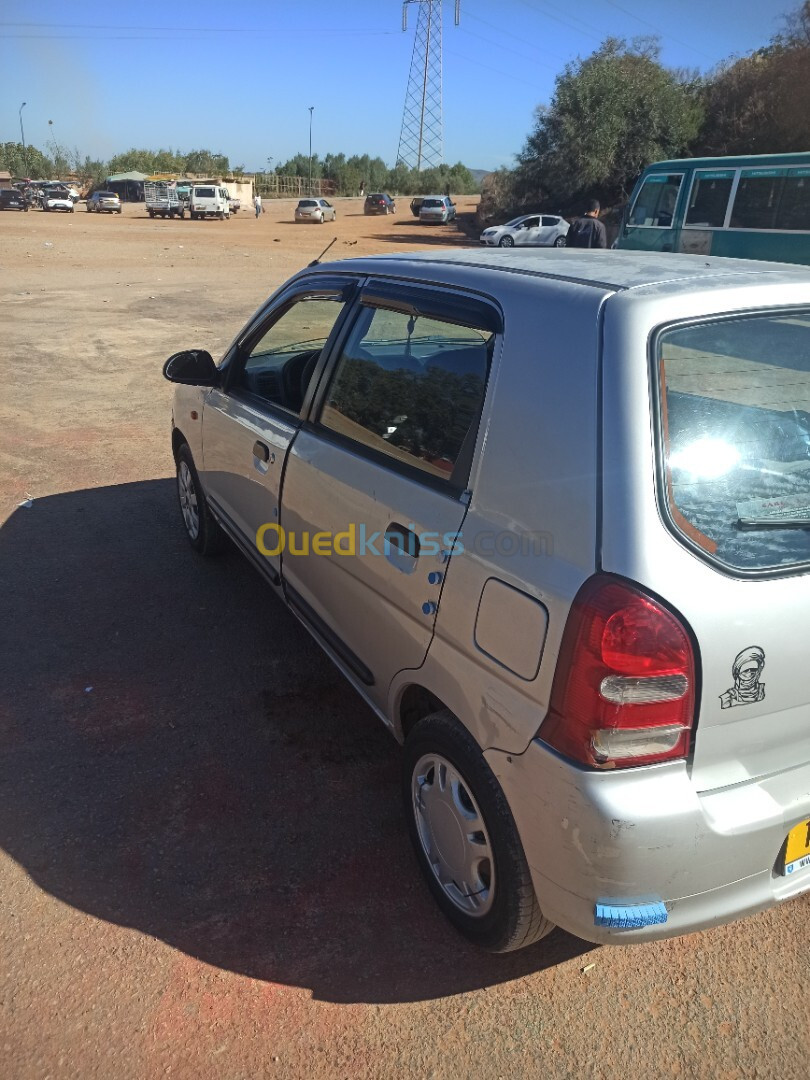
0,198,808,1080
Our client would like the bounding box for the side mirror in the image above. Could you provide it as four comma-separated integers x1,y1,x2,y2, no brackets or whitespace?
163,349,219,386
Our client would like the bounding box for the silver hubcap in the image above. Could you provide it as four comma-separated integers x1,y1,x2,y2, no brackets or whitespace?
412,753,495,917
177,461,200,540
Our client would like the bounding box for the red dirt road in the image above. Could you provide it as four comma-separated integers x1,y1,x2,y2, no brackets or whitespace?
0,199,808,1080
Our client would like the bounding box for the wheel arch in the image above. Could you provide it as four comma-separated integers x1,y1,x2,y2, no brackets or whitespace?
171,425,188,462
395,682,451,743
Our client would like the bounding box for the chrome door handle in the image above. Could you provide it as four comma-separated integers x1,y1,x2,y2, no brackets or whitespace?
253,441,270,462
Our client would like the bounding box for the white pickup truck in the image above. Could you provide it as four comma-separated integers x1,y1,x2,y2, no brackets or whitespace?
144,181,186,220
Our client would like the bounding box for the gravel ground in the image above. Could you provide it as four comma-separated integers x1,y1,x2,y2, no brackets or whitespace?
0,199,808,1080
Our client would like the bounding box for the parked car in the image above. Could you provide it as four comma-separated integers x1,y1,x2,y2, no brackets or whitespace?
227,192,241,214
480,213,568,247
86,191,122,214
410,197,425,217
0,188,29,212
164,249,810,954
419,195,456,225
189,185,230,220
43,191,74,213
364,192,396,215
295,198,337,224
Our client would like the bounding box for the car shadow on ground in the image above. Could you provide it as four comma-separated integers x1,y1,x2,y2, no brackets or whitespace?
0,480,594,1004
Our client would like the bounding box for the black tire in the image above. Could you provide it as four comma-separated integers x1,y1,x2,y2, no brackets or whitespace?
554,235,566,248
498,235,514,248
175,443,226,556
402,710,553,953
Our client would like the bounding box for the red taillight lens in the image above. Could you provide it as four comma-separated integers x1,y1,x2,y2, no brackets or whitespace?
540,575,696,769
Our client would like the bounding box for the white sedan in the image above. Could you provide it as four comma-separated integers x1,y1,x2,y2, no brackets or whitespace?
480,213,568,248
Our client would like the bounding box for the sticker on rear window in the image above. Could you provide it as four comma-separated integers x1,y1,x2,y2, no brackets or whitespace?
720,646,766,709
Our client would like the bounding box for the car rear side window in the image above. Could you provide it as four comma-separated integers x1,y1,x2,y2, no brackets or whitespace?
684,171,735,228
657,312,810,572
318,306,492,488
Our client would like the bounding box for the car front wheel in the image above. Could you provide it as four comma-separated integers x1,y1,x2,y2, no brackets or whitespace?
403,710,553,953
498,235,514,247
176,444,225,555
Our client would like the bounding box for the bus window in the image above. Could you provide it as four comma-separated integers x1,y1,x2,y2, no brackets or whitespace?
685,171,735,228
628,173,682,227
730,170,790,230
776,172,810,232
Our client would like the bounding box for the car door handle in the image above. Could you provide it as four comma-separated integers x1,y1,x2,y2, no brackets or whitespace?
385,522,421,557
253,440,271,462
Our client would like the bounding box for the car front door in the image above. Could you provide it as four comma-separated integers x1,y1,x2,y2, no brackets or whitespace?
516,216,541,246
278,281,499,710
621,172,685,252
200,277,356,580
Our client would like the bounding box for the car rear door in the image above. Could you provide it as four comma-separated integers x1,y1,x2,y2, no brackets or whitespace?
279,279,500,708
200,276,357,580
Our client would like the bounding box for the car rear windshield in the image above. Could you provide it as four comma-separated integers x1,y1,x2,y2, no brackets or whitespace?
298,200,317,207
194,187,215,197
422,199,443,208
657,312,810,572
98,192,116,198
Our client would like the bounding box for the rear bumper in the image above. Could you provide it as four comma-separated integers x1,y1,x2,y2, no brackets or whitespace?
485,739,810,944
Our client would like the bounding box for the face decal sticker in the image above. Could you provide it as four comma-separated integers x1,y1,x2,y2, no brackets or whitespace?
720,646,766,709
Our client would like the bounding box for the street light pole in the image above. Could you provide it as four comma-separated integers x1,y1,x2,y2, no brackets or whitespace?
18,102,27,177
308,106,314,196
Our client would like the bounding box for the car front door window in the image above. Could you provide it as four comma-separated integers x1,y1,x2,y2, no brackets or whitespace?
238,297,346,415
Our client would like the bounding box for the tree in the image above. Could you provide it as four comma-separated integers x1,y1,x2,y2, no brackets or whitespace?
183,149,230,175
514,37,703,208
695,3,810,155
0,141,54,179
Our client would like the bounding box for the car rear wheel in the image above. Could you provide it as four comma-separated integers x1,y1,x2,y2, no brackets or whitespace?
498,235,514,247
403,710,553,952
554,235,566,247
176,445,225,556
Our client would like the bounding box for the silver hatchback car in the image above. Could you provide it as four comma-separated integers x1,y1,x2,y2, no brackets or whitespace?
164,250,810,952
419,195,456,224
295,198,337,224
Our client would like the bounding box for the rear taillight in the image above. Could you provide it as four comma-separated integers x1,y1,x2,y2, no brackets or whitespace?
540,575,696,769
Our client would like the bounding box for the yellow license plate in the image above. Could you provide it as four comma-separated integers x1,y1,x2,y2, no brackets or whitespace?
784,818,810,876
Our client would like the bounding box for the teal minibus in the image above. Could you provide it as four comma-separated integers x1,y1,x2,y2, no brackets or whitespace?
616,152,810,264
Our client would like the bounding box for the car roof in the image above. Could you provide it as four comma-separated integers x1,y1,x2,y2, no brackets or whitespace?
312,249,810,294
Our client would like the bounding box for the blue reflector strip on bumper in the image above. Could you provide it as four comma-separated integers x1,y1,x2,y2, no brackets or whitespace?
595,901,668,929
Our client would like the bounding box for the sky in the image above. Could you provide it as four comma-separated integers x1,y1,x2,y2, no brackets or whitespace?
0,0,793,174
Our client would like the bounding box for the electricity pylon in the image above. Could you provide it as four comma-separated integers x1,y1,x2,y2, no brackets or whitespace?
396,1,460,170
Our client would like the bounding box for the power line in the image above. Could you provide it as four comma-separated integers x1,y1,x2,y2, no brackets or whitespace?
598,0,714,60
0,21,399,36
457,25,559,70
463,10,569,63
445,47,549,90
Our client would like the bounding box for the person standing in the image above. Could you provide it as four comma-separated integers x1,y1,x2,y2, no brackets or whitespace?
566,199,607,248
254,192,262,219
